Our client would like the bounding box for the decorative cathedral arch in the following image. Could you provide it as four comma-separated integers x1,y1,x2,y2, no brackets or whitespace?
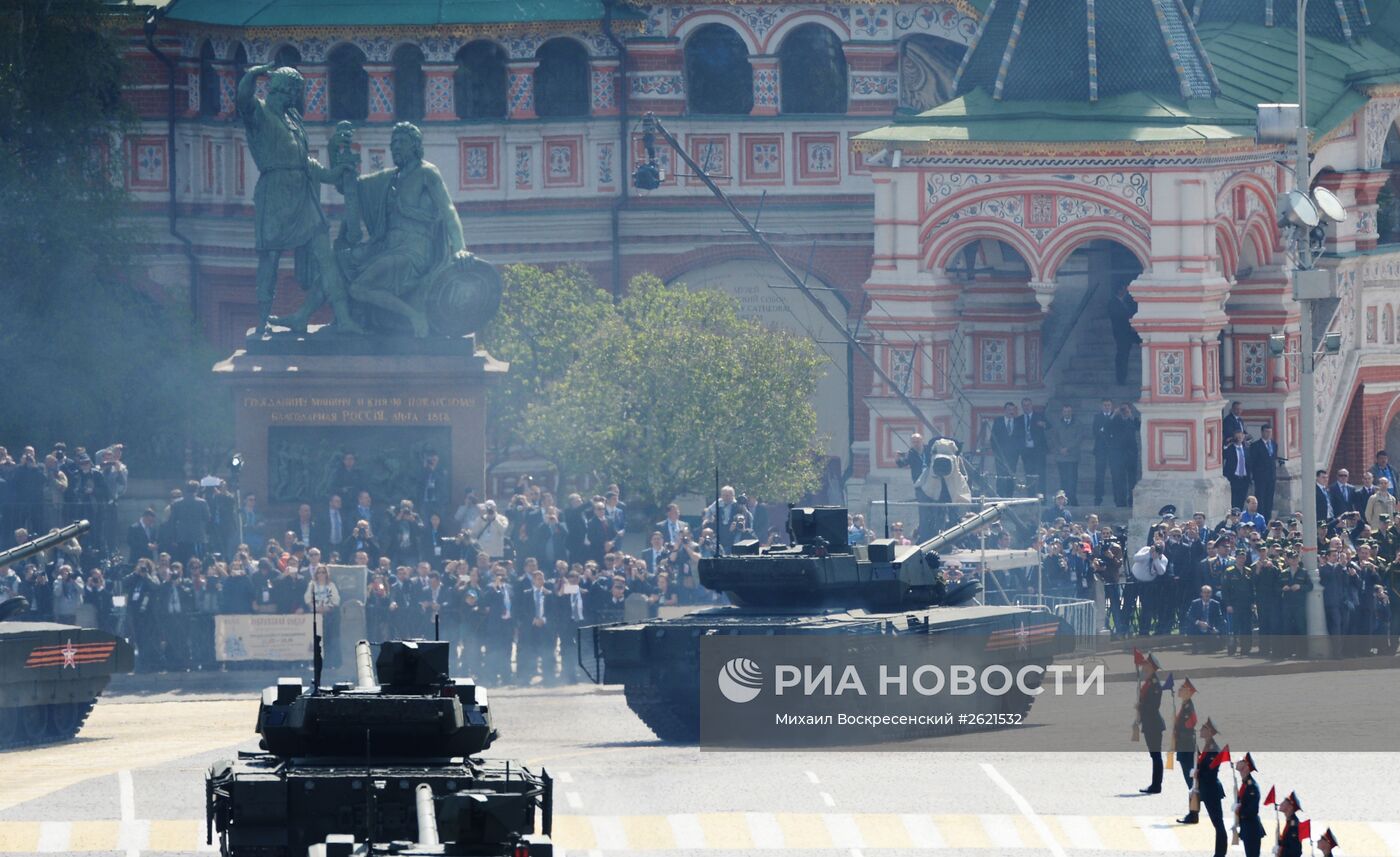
776,23,848,114
198,39,220,118
672,10,762,55
925,221,1044,278
763,12,850,54
1040,222,1151,282
392,43,425,122
684,23,754,115
455,40,508,119
327,42,369,121
1214,220,1240,281
534,38,590,117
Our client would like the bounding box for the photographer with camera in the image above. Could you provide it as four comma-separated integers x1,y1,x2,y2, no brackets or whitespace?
470,499,510,562
386,500,425,568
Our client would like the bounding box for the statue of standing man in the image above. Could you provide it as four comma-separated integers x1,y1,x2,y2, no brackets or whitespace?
237,64,364,335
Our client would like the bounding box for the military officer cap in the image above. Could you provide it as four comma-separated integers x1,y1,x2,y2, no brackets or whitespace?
1158,504,1177,517
1200,717,1219,735
1285,791,1302,811
1320,828,1339,847
1239,752,1257,771
1146,652,1162,670
1179,677,1196,693
1285,547,1300,558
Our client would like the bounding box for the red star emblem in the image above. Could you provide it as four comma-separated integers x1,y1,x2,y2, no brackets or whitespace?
60,639,78,669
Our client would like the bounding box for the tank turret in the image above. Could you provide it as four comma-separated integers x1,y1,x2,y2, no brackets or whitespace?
207,638,552,857
699,503,1002,610
256,640,495,758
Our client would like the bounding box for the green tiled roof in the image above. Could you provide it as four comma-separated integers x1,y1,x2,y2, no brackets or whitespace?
858,21,1400,150
1191,0,1372,45
164,0,641,27
1200,23,1400,139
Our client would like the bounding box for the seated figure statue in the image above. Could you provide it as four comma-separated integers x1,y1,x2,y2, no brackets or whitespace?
334,122,500,338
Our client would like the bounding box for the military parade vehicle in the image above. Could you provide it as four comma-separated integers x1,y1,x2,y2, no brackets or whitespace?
583,503,1072,742
207,638,553,857
0,521,135,749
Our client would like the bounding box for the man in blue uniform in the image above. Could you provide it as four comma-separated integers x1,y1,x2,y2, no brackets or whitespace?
1234,753,1266,857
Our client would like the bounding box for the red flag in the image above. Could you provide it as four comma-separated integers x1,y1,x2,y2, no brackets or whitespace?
1299,819,1311,841
1133,648,1146,667
1211,745,1231,769
1264,786,1276,806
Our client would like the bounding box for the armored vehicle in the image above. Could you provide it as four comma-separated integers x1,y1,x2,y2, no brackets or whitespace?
207,638,553,857
583,503,1072,742
0,521,134,749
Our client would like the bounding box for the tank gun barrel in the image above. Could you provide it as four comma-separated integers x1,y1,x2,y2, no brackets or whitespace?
0,520,90,569
354,640,376,689
916,503,1004,555
414,783,440,847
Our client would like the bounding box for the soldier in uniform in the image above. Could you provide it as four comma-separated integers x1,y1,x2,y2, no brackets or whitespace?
1383,536,1400,652
1173,677,1199,824
1277,792,1303,857
1279,548,1312,658
1222,548,1255,656
1254,543,1284,659
1318,828,1340,857
1193,718,1227,857
1234,753,1266,857
1137,653,1166,793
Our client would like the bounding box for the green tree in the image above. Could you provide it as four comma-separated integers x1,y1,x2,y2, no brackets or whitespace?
479,264,616,463
0,2,227,474
524,273,824,514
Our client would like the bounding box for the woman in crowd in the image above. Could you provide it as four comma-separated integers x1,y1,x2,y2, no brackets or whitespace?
304,567,342,668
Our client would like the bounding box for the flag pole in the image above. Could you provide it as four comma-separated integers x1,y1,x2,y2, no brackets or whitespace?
1165,677,1176,770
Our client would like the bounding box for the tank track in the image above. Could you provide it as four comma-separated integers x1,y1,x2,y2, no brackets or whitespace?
623,684,700,743
0,701,96,750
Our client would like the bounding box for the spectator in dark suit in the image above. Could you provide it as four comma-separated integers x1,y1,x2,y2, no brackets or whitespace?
318,493,348,556
128,508,160,562
417,451,447,519
1329,469,1358,518
329,452,361,508
1107,285,1139,385
169,481,211,565
1222,401,1248,445
1372,450,1397,491
1109,402,1140,507
989,402,1022,497
1091,398,1115,505
528,510,569,571
1247,424,1282,519
584,501,616,565
1020,398,1048,497
287,503,315,550
1185,584,1224,651
386,501,425,569
1222,432,1251,511
1048,404,1082,505
1315,470,1335,521
656,503,684,548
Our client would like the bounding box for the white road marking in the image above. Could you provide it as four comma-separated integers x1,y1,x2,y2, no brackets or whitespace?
557,771,574,784
118,770,142,857
1058,814,1105,850
900,812,947,849
981,813,1024,848
746,811,784,849
667,813,706,849
1372,822,1400,856
36,821,70,853
820,791,836,807
565,790,583,809
1133,815,1184,851
980,762,1067,857
805,770,821,784
589,816,627,850
823,813,863,848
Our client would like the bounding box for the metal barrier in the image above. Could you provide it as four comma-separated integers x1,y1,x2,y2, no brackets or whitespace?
1015,594,1100,653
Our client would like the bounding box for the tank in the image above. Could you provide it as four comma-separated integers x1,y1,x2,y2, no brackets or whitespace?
206,638,553,857
0,521,135,749
582,503,1073,742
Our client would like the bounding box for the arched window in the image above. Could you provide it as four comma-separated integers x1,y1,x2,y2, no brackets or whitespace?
778,24,847,114
455,41,507,119
273,44,301,68
328,43,369,121
199,40,220,117
898,35,965,113
233,44,248,83
1380,126,1400,245
534,38,589,118
685,24,753,115
393,44,425,122
1386,305,1396,344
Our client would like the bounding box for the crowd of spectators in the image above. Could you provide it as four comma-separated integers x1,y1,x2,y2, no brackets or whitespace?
0,444,798,683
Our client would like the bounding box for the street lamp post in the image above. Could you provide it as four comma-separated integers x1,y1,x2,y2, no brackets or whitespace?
1290,0,1332,657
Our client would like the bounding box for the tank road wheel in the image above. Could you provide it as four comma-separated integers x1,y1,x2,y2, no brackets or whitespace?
47,701,93,740
623,684,701,743
18,705,50,745
0,707,18,748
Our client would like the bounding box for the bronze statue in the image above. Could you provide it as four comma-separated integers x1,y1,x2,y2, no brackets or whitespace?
332,122,501,338
237,65,365,335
